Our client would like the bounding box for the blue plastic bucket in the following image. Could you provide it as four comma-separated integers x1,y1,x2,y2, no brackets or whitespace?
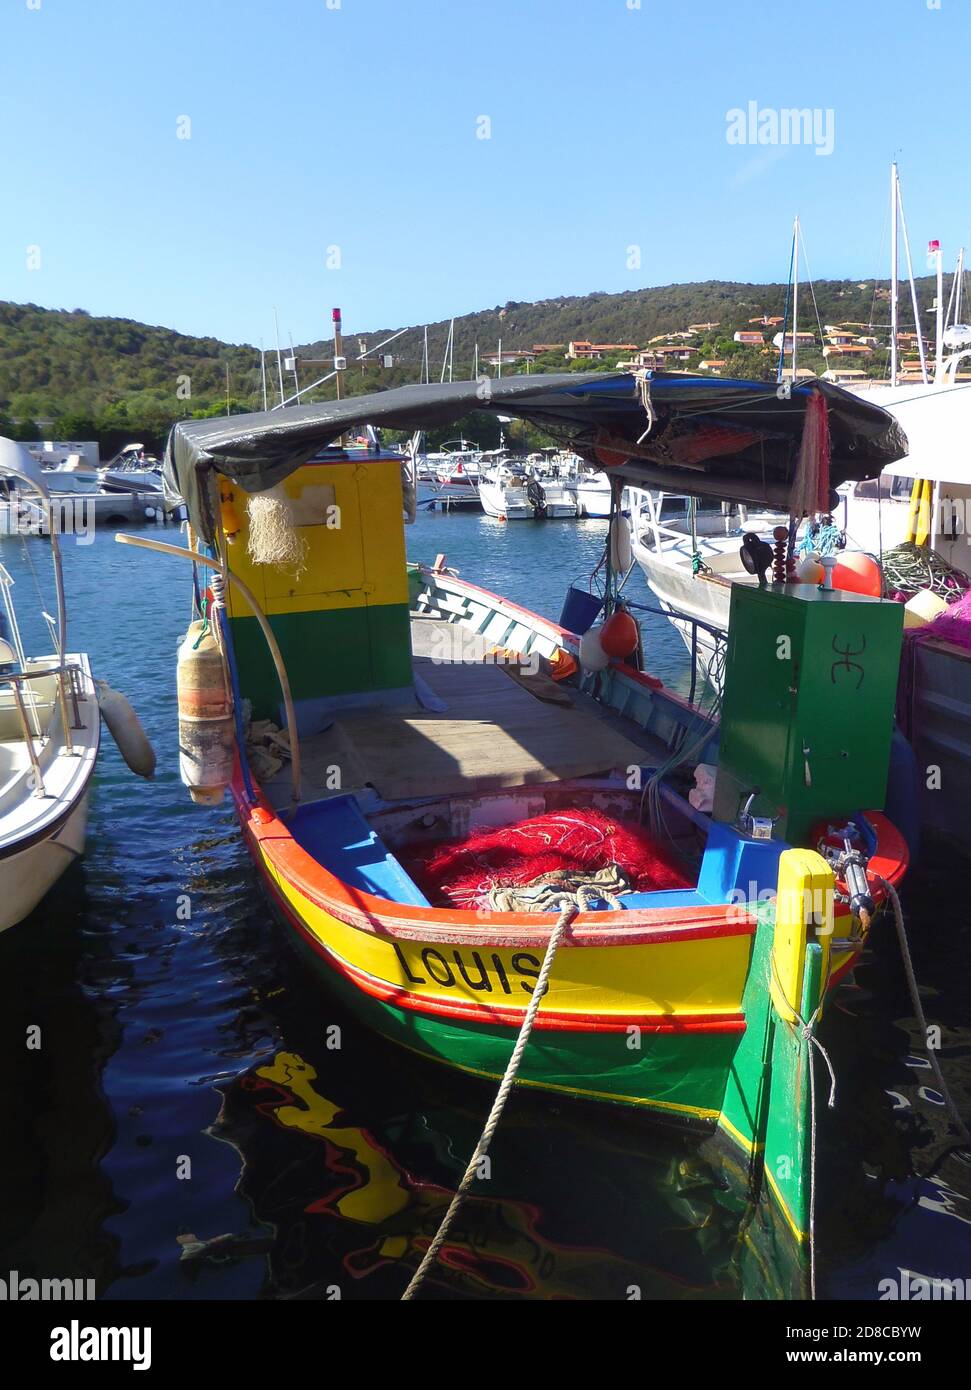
559,585,604,635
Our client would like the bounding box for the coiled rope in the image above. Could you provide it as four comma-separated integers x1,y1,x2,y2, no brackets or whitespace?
401,901,579,1300
880,542,970,600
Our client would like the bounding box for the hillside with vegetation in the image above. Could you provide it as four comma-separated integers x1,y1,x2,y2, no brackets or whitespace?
0,273,949,453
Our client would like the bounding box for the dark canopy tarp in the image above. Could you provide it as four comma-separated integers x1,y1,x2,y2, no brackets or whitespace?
164,371,908,542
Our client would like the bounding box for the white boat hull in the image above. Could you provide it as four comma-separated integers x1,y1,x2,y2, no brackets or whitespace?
0,789,90,931
478,478,578,520
0,653,100,933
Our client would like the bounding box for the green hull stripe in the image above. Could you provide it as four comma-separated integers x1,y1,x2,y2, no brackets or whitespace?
231,601,412,717
304,942,736,1118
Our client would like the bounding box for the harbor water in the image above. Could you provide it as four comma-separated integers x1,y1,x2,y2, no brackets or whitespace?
0,509,969,1300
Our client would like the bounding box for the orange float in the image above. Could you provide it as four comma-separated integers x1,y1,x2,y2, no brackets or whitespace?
831,552,882,597
599,608,640,657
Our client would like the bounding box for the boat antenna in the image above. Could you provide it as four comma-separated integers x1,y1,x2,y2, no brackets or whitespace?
273,306,286,406
272,326,409,409
259,340,268,412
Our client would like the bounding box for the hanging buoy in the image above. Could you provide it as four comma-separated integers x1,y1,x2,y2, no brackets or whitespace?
599,608,639,658
219,483,242,544
832,552,882,597
578,625,611,672
795,551,825,584
177,620,234,805
96,681,157,779
609,515,632,574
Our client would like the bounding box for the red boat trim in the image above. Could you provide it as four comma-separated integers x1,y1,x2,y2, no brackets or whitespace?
254,847,747,1036
237,784,757,948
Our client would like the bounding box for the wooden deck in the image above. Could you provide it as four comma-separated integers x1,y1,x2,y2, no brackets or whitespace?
263,616,665,808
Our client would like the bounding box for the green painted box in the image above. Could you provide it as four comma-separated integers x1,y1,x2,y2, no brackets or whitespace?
713,583,904,845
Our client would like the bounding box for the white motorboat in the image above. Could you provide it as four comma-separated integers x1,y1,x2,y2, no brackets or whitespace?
478,460,578,519
573,468,614,517
628,489,787,686
41,455,104,495
0,438,101,931
101,442,164,494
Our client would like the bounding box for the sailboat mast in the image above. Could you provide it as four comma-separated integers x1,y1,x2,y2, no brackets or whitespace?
792,216,799,379
897,170,929,386
890,163,899,388
273,306,286,406
957,248,965,325
934,240,944,381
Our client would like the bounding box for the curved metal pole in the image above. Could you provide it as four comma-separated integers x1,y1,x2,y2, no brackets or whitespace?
113,531,301,812
1,466,66,663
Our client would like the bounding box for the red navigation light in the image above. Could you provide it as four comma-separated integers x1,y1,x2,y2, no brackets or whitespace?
928,240,941,254
332,307,342,323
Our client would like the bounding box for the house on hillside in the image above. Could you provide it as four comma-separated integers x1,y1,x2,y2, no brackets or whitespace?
651,344,696,363
822,368,869,384
698,359,727,374
566,340,639,360
688,321,720,332
774,330,816,350
733,330,765,345
822,344,873,360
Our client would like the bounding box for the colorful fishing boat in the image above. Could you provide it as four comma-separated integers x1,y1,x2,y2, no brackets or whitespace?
126,370,910,1296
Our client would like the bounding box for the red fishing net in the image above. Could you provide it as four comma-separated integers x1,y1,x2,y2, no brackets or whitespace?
405,808,691,910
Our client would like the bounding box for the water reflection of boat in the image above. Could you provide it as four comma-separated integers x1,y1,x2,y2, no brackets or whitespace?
207,1047,804,1299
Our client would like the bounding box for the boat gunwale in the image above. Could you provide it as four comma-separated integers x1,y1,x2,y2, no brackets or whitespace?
237,775,759,947
247,838,751,1036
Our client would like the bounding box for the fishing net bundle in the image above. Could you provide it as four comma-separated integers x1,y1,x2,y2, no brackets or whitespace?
246,483,308,573
404,807,691,911
881,541,971,603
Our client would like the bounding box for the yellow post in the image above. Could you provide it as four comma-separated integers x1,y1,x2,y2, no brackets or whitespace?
770,849,835,1025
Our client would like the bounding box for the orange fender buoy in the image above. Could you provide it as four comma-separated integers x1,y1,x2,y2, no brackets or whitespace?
599,608,640,658
832,552,882,597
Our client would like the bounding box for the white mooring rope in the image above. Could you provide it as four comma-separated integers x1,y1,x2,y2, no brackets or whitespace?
401,901,579,1301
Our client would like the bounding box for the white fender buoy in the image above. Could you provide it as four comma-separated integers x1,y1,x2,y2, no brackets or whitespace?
176,621,234,805
96,681,157,779
609,515,632,575
578,624,611,672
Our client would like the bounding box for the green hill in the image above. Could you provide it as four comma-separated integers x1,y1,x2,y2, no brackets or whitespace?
0,273,948,453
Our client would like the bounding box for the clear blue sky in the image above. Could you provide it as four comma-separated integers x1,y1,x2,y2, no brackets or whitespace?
2,0,967,348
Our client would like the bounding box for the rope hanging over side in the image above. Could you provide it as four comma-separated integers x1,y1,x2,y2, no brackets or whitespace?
401,901,579,1301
